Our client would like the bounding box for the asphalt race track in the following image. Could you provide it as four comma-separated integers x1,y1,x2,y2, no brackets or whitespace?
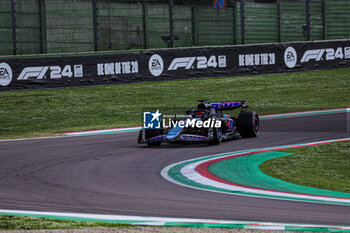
0,112,349,226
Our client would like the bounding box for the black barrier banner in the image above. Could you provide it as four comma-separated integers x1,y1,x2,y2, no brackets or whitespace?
1,39,350,90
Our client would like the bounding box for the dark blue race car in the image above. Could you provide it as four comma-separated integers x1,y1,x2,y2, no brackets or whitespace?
138,100,259,146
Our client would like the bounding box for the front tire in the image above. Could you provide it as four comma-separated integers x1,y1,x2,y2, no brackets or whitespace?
237,111,259,138
145,129,162,146
208,127,222,145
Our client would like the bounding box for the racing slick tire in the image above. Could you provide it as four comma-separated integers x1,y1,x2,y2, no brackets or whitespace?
208,127,222,145
237,111,259,138
145,129,162,146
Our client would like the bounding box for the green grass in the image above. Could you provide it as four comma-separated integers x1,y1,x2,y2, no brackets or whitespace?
0,215,133,230
0,68,349,139
260,141,350,193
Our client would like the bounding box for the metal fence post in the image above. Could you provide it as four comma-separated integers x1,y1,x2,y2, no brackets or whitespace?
305,0,311,41
168,0,174,48
39,0,47,54
322,0,327,40
11,0,17,55
191,6,195,47
240,0,245,45
142,3,147,49
233,1,236,45
277,0,281,42
93,0,98,51
107,0,112,50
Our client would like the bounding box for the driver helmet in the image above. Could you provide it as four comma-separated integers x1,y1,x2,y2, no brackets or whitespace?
195,111,206,118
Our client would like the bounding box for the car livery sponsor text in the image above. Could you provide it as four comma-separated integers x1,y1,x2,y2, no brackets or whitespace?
210,101,243,110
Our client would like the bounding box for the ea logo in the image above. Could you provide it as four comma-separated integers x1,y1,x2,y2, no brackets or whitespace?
284,47,297,68
0,62,13,87
148,54,164,77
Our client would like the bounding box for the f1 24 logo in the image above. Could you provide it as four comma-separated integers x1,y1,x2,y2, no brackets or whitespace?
301,47,345,63
168,55,226,70
18,65,83,80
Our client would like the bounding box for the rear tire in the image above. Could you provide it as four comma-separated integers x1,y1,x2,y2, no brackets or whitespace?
237,111,259,138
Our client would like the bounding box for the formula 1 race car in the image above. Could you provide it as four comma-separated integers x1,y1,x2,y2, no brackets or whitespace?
138,100,259,146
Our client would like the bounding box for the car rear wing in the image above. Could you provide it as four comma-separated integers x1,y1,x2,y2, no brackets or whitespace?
208,101,248,110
